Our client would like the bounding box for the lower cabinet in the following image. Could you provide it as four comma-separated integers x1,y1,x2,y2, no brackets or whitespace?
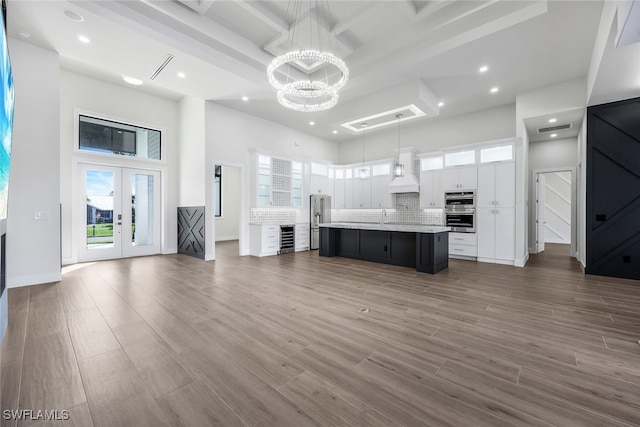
249,224,279,257
295,223,310,252
320,227,449,273
477,207,515,264
449,232,477,258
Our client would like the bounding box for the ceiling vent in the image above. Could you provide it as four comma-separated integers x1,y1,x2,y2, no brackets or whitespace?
537,123,572,134
150,54,174,80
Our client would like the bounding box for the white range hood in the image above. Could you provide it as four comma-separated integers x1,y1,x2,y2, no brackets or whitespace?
388,149,420,193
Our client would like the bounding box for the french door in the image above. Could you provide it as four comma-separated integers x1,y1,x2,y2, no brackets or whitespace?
78,164,161,261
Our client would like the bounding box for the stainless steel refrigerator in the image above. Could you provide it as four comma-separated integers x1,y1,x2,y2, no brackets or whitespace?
310,194,331,250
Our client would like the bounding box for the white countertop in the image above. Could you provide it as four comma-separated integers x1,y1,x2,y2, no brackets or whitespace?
320,222,450,233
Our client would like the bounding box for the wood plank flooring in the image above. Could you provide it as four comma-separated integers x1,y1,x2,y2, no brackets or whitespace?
2,242,640,426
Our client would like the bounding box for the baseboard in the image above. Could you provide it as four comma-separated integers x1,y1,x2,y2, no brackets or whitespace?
544,239,571,244
449,255,477,261
163,247,178,255
8,272,63,288
514,253,529,268
62,257,77,266
215,236,239,242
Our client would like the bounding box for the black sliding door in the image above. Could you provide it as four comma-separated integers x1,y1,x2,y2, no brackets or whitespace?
586,97,640,280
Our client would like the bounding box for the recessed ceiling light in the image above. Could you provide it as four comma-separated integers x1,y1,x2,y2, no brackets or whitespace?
332,130,338,134
550,133,558,138
438,102,444,107
122,75,143,86
241,96,249,102
549,118,557,123
64,10,84,22
78,35,90,44
16,30,31,39
360,123,368,128
177,72,186,79
479,65,489,73
309,121,315,126
490,87,499,93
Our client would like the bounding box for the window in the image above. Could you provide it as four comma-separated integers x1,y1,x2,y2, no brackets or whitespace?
444,150,476,167
335,168,344,179
421,156,443,171
480,145,513,163
372,163,391,176
214,165,222,217
311,162,329,176
79,115,161,160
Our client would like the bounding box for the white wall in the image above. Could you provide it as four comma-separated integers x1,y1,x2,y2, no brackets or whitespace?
338,104,516,163
59,70,180,264
215,165,241,241
529,138,578,171
7,39,61,287
205,102,339,259
178,96,205,206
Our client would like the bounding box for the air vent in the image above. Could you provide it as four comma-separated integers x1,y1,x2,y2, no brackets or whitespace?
537,123,572,134
149,54,174,80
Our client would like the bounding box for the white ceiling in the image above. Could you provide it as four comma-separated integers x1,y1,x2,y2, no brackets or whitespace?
7,0,607,142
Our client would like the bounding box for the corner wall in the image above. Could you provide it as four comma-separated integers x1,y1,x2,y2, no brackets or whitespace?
204,102,339,259
6,39,61,287
59,70,180,264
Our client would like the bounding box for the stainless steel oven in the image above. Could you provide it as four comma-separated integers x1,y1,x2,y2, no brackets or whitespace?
445,191,476,233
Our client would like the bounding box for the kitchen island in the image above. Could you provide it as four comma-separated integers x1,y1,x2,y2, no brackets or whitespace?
319,223,450,274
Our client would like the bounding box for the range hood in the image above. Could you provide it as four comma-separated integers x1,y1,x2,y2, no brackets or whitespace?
388,149,420,193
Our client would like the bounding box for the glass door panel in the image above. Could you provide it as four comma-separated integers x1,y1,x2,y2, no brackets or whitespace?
79,164,122,261
78,164,161,261
122,168,161,257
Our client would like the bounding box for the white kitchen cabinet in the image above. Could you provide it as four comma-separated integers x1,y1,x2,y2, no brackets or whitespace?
333,178,345,209
443,165,477,191
344,177,354,208
352,176,372,208
309,174,332,197
477,161,515,208
295,223,310,252
371,174,393,208
249,224,280,257
449,232,477,258
477,207,515,264
420,170,443,208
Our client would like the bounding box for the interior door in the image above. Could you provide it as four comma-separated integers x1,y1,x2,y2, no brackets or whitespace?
536,173,546,253
78,164,161,262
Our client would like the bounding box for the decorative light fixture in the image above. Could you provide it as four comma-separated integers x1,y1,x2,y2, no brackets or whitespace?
266,1,349,112
393,114,405,177
358,123,370,179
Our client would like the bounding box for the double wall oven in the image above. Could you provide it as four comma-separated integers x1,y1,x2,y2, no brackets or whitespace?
444,191,476,233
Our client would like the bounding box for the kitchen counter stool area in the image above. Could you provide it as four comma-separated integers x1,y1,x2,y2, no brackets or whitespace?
319,223,449,274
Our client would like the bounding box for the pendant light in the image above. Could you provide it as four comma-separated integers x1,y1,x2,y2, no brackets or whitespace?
393,113,405,177
267,0,349,112
358,123,370,179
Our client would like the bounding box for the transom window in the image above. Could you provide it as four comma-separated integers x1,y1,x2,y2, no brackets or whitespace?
79,115,162,160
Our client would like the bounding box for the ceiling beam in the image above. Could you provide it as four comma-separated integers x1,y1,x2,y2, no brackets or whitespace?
234,1,289,32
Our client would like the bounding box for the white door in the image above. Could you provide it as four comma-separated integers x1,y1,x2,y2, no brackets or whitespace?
536,173,546,253
79,164,161,261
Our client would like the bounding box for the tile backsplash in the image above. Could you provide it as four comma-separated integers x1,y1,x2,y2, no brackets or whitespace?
250,208,298,224
250,194,444,225
332,193,444,225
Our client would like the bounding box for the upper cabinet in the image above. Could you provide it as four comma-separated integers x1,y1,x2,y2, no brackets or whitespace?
443,150,477,191
371,162,393,208
310,162,333,197
255,153,303,207
420,156,444,208
443,165,477,190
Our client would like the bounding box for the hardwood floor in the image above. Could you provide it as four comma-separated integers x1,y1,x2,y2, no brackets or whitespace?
2,242,640,426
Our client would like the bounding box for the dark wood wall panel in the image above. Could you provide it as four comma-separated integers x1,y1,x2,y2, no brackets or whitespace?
177,206,205,259
587,98,640,280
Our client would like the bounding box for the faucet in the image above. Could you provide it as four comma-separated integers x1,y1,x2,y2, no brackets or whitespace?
380,209,387,225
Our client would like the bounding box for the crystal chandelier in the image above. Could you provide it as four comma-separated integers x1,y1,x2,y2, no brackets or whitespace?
267,1,349,112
